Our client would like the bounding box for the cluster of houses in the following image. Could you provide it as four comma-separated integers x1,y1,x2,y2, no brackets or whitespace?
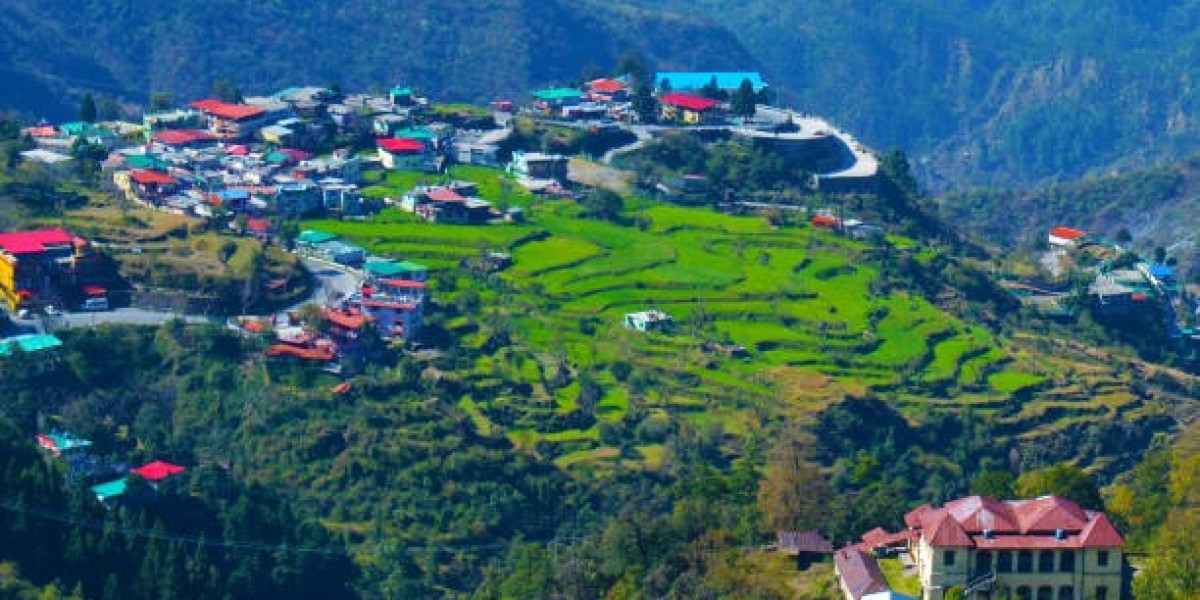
804,493,1127,600
33,427,187,506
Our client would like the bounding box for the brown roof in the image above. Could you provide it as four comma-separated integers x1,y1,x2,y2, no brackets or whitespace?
834,548,890,600
777,531,833,553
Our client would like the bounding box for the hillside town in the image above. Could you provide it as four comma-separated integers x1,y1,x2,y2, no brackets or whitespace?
1,66,1194,600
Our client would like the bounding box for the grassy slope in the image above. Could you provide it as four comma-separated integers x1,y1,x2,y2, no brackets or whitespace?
303,166,1172,476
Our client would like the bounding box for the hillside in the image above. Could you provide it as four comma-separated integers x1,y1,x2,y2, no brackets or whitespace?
626,0,1200,190
937,153,1200,273
0,0,753,119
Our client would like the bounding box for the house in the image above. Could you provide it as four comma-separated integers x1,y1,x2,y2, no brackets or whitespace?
364,259,428,282
408,186,492,224
320,180,366,215
623,309,673,333
1088,273,1140,315
778,530,834,568
35,431,92,456
659,92,722,124
1048,227,1086,248
532,87,584,110
374,114,410,137
587,78,629,102
315,240,366,266
131,460,185,484
835,548,891,600
0,333,64,373
902,495,1125,600
389,86,416,107
562,103,610,121
509,150,568,183
189,99,278,140
655,71,767,93
153,128,216,148
269,181,323,218
119,169,180,200
0,229,88,310
296,229,339,252
378,137,436,171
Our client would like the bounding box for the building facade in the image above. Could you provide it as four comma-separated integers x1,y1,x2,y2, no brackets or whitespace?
907,496,1124,600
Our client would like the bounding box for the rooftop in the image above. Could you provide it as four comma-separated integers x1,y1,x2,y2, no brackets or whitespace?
659,92,721,112
834,548,890,600
0,229,75,255
154,128,215,145
655,71,767,91
189,99,266,121
906,495,1125,549
532,87,584,101
378,137,427,154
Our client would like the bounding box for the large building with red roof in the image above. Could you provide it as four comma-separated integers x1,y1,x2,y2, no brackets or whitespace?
0,229,88,310
902,495,1124,600
188,98,281,140
659,92,722,124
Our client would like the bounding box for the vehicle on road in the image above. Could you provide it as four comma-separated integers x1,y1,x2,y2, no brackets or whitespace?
44,305,59,316
82,297,109,311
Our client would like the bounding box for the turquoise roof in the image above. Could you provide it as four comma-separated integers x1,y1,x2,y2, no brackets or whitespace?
297,230,338,245
49,432,92,451
394,127,436,141
390,86,413,97
0,334,63,357
395,260,428,272
532,88,584,101
92,478,128,500
365,259,426,277
655,71,767,91
125,154,170,170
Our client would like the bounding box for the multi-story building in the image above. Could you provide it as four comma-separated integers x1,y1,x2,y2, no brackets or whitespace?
0,229,85,310
906,495,1124,600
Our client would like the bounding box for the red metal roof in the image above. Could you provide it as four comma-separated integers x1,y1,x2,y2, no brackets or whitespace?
0,229,75,255
189,99,266,121
1049,226,1086,240
129,169,178,185
1077,513,1125,547
225,144,250,156
378,278,427,289
834,548,890,600
660,92,721,112
131,460,186,482
81,285,107,297
943,495,1020,532
925,511,974,547
27,125,59,138
812,215,840,228
1012,495,1089,532
322,307,370,330
906,495,1124,550
378,137,427,153
361,299,418,310
246,218,271,233
589,78,628,93
425,188,465,202
153,128,215,145
266,344,335,360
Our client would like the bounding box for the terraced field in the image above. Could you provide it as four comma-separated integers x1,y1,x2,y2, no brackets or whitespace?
303,167,1167,476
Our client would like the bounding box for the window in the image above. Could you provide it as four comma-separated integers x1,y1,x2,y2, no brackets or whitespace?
1016,586,1032,600
1039,550,1056,572
944,550,957,567
1018,551,1033,573
1060,550,1075,572
1057,586,1074,600
1095,586,1108,600
1097,550,1109,567
1037,586,1053,600
976,551,993,574
998,551,1013,573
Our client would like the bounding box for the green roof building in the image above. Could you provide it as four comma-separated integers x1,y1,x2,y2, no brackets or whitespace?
364,259,428,281
394,127,437,142
92,478,128,501
297,230,339,246
0,334,63,357
532,88,584,105
124,154,170,170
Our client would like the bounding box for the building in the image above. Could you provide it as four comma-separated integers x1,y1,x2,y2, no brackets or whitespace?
363,259,428,282
0,229,87,310
659,93,722,124
509,151,568,182
835,548,891,600
655,71,767,92
587,78,629,102
189,99,280,140
623,309,673,333
378,137,436,171
269,181,323,218
1048,227,1087,248
153,128,217,148
531,87,584,110
904,495,1125,600
0,333,64,373
315,240,366,266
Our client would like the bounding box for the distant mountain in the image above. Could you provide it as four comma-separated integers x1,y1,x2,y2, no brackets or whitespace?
0,0,754,119
626,0,1200,191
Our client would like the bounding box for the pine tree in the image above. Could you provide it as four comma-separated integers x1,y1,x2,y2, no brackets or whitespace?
79,93,97,123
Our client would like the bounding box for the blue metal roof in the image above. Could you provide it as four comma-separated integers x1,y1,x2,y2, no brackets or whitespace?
655,72,767,91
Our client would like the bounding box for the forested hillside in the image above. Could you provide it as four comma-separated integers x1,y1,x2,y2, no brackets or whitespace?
628,0,1199,190
0,0,752,119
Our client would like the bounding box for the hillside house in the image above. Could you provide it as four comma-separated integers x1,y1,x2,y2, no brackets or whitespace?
152,128,216,148
509,150,568,183
587,78,629,102
532,87,584,111
835,548,890,600
189,99,280,140
659,93,722,124
623,309,673,333
119,169,180,201
0,333,64,373
316,240,366,266
0,229,92,310
364,259,428,282
903,495,1125,600
1048,227,1086,248
378,137,436,171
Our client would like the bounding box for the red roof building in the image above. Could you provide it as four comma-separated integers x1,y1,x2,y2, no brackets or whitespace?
378,137,427,154
128,169,178,186
189,99,266,121
153,128,216,146
659,92,721,111
131,460,186,482
589,78,628,94
900,495,1125,600
425,187,465,202
0,229,75,256
811,215,841,228
1048,226,1087,247
834,548,890,600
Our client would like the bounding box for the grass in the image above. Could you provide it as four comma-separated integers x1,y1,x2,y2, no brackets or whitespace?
878,557,921,596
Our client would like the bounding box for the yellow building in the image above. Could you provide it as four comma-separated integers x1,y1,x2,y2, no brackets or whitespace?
906,496,1124,600
0,229,81,310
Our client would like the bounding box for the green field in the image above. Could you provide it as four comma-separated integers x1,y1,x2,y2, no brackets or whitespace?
301,167,1117,472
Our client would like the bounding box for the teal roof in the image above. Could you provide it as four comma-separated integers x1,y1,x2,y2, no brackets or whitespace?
265,151,291,164
365,259,426,277
532,88,584,101
655,72,767,91
125,154,169,170
394,127,436,141
48,433,92,451
92,478,128,500
297,230,338,245
0,334,63,357
390,86,413,97
60,121,96,136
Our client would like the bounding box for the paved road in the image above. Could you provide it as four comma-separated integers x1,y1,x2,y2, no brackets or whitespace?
294,257,363,310
8,308,212,334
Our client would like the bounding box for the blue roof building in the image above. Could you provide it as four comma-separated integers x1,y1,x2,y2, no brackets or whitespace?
655,72,767,92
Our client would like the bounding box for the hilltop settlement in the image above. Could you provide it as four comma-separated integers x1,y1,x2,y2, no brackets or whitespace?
0,65,1196,600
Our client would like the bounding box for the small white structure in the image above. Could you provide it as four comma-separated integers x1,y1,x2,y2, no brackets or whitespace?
623,309,673,333
1048,226,1086,248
